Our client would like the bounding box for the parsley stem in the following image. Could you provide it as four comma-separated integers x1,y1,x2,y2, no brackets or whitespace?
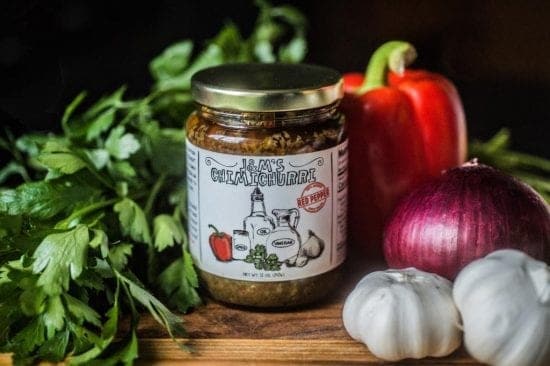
147,245,157,286
469,128,550,203
2,130,32,182
145,173,167,215
57,198,119,229
86,164,116,191
116,273,140,328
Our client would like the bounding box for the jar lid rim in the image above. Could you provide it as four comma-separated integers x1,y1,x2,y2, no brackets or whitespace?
191,63,343,112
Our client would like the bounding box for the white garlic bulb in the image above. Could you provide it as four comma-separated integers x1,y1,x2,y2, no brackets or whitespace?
343,268,462,361
453,249,550,366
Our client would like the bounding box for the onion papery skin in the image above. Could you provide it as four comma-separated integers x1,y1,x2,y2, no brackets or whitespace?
383,163,550,279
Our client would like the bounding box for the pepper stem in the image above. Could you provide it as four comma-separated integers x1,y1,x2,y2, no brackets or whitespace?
208,224,221,236
357,40,417,94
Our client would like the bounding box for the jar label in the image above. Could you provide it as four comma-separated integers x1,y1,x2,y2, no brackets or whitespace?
186,139,348,282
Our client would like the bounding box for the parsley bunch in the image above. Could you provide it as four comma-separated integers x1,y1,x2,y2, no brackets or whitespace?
245,245,282,271
0,1,306,364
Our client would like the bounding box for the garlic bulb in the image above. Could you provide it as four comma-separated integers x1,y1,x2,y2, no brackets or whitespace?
453,249,550,366
343,268,461,361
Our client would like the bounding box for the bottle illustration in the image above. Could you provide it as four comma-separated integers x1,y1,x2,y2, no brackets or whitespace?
267,208,301,261
243,188,275,246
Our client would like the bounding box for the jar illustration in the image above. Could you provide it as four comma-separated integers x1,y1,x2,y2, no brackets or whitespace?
232,230,251,260
267,208,301,261
243,188,275,247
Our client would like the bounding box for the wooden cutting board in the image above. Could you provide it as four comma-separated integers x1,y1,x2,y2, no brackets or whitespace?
0,259,480,365
135,259,480,365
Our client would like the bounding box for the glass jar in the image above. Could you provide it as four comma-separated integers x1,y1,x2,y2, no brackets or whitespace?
186,63,348,308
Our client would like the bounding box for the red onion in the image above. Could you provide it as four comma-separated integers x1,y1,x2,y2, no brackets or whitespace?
383,161,550,279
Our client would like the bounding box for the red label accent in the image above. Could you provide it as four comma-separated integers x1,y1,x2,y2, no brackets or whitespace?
297,182,330,213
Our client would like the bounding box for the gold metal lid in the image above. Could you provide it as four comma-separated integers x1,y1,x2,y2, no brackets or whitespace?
191,63,343,112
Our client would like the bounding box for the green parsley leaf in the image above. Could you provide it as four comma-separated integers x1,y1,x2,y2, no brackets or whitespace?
7,318,45,357
108,243,133,271
62,88,125,140
152,43,224,93
150,40,194,82
32,225,90,295
37,328,70,362
86,108,116,142
61,92,87,136
278,37,307,63
158,254,201,313
38,152,87,175
149,127,187,175
105,126,140,160
85,149,110,170
118,271,184,340
210,23,247,61
64,293,101,327
42,295,65,338
89,331,138,366
68,323,102,363
74,267,105,290
113,198,151,244
108,160,136,180
83,87,126,121
114,330,139,366
15,134,52,157
41,139,71,153
0,178,99,219
69,293,120,364
254,40,276,62
153,214,183,251
20,283,47,316
89,229,108,253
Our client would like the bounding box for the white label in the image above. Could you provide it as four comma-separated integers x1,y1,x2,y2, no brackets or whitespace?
186,139,348,282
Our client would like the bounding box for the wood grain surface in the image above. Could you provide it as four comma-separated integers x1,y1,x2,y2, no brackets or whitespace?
134,297,479,365
133,258,480,365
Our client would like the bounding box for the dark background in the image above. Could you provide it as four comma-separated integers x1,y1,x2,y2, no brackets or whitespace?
1,0,549,157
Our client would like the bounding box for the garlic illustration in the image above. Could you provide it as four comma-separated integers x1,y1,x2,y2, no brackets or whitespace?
285,230,324,267
300,230,324,258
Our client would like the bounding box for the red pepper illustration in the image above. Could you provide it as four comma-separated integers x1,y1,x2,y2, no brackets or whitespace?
208,224,232,261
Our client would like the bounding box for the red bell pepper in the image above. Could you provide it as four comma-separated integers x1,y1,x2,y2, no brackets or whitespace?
208,224,232,261
341,41,467,258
